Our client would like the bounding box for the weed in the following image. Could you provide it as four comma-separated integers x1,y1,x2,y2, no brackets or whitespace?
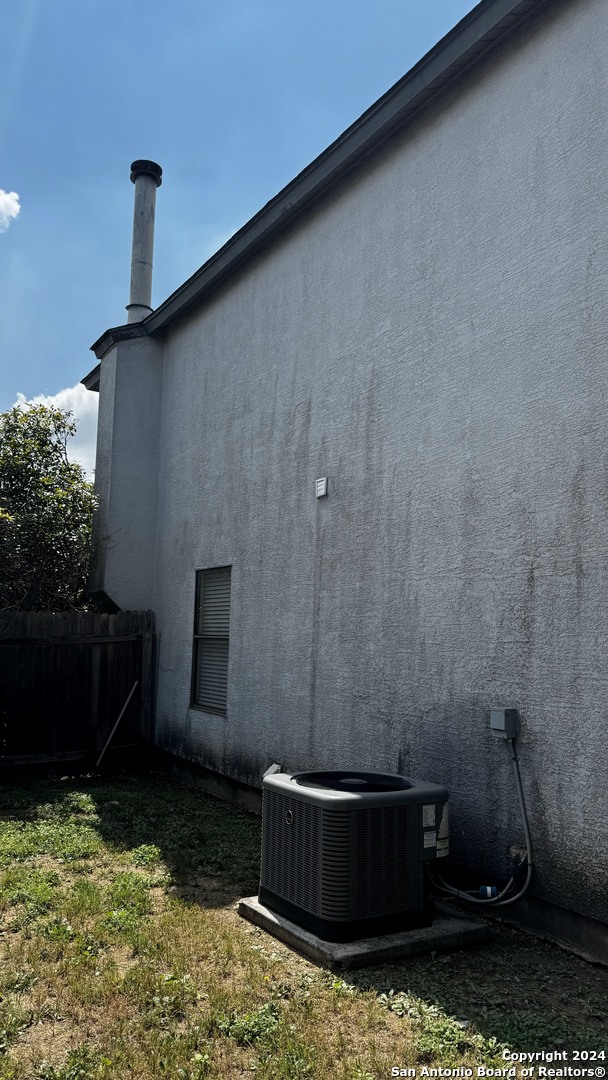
0,821,100,864
159,1056,211,1079
105,873,151,916
98,909,141,936
185,1052,211,1079
346,1067,374,1080
217,1001,281,1045
122,968,200,1029
153,1051,210,1079
268,979,292,1001
64,880,104,919
74,932,102,958
0,868,61,920
378,990,505,1065
146,1028,212,1078
148,972,199,1024
141,869,173,888
42,917,77,943
35,793,97,820
35,1045,111,1079
0,1061,19,1080
256,1032,315,1079
131,844,162,867
0,971,37,995
0,998,31,1053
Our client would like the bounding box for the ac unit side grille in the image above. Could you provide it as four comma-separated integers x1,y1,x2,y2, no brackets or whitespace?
350,806,412,918
320,809,352,918
262,790,321,914
261,794,420,921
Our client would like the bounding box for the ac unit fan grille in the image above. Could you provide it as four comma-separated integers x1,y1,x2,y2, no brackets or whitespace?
294,770,412,792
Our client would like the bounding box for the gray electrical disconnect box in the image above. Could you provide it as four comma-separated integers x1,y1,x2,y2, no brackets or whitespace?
490,708,518,740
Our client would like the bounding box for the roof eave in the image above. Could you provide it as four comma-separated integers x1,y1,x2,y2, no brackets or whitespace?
81,363,100,392
83,323,150,391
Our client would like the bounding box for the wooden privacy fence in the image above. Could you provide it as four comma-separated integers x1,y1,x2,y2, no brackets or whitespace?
0,610,155,768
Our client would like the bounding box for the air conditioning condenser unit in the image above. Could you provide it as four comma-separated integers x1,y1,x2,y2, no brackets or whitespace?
259,769,449,942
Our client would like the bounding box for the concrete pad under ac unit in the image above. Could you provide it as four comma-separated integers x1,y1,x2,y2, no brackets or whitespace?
238,896,489,971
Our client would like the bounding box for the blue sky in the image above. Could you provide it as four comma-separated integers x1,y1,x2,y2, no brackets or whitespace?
1,0,478,473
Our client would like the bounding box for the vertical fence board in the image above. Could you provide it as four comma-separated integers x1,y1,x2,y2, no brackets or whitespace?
141,631,154,746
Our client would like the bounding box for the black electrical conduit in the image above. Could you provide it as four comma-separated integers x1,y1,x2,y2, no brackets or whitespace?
430,738,533,907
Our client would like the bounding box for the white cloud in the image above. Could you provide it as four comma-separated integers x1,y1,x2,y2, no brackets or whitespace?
13,383,98,479
0,190,20,233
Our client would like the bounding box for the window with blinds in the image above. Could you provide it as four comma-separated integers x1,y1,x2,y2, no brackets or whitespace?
191,566,231,713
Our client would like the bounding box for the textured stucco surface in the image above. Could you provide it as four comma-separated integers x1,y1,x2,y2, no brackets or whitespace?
94,0,608,925
91,336,163,609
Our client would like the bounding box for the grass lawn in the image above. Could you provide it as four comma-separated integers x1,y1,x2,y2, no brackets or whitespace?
0,775,606,1079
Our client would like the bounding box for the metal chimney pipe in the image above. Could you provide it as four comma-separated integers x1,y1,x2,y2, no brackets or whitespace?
126,159,162,324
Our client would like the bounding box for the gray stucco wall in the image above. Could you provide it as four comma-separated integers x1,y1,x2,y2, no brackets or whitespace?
91,336,164,609
99,0,608,925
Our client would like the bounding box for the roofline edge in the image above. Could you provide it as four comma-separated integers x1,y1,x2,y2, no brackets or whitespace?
145,0,546,333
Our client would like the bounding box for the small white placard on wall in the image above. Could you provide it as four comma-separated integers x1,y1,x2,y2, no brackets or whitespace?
315,477,328,498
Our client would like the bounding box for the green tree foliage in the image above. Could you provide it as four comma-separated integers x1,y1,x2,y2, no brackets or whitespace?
0,404,96,611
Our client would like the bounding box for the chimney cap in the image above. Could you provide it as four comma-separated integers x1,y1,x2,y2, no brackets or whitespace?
130,160,162,187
